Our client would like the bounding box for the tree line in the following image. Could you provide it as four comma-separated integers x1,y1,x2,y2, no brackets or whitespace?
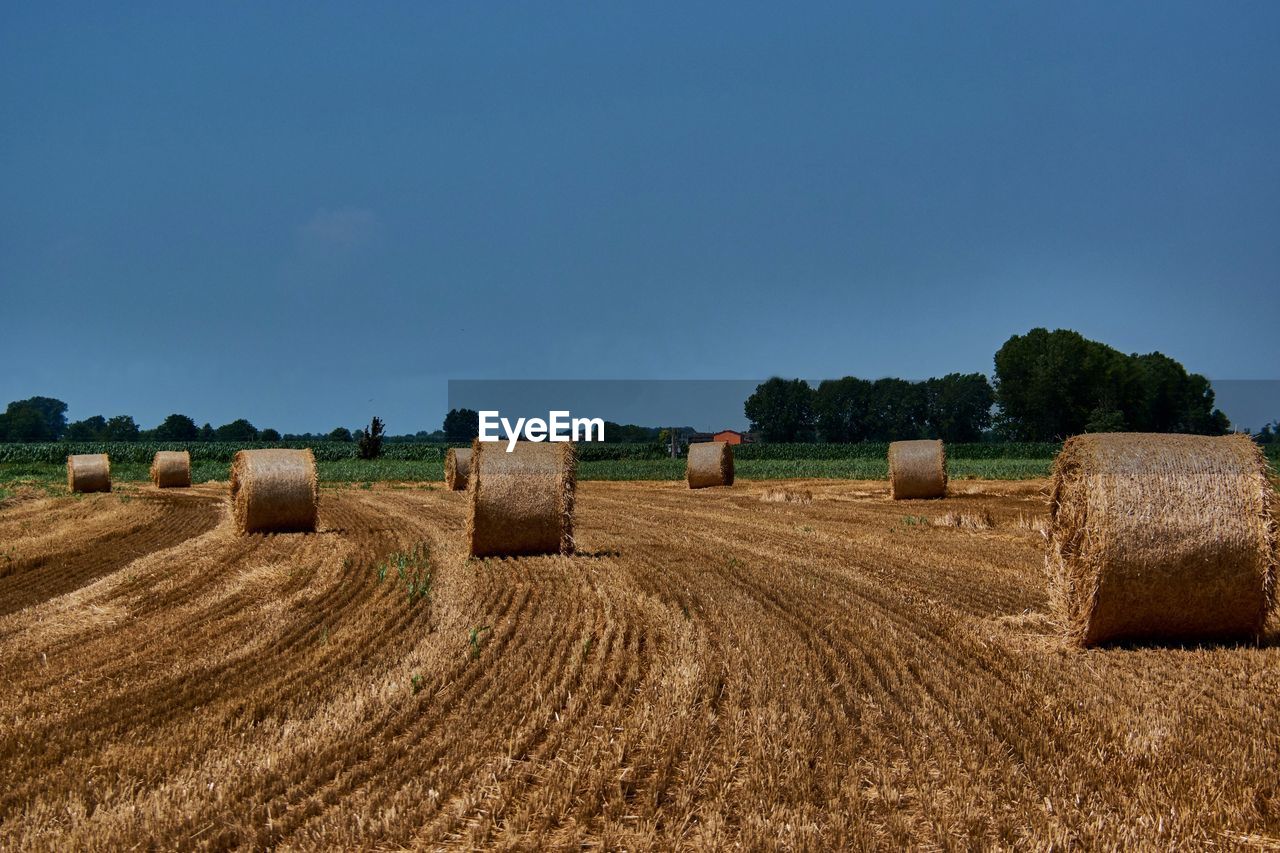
745,328,1240,442
0,401,371,445
0,329,1267,446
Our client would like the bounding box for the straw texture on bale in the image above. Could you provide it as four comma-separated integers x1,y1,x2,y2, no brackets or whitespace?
67,454,111,493
445,447,472,491
1048,432,1277,647
150,450,191,488
229,449,319,534
687,441,735,489
468,440,575,557
888,439,947,499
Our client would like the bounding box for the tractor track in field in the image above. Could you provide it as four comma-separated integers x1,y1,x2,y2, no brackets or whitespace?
2,479,1280,849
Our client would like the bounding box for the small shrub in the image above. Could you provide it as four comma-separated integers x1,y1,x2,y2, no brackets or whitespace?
357,417,385,460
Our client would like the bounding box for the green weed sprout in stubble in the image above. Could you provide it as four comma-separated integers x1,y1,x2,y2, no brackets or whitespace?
468,626,492,661
374,542,433,606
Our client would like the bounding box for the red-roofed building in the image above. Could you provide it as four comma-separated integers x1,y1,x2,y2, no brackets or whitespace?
712,430,748,445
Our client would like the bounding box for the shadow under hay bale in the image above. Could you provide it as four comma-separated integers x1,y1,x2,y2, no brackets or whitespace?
150,450,191,488
468,440,576,557
445,447,472,491
687,441,734,489
67,453,111,493
1048,432,1277,648
888,439,947,499
230,449,319,534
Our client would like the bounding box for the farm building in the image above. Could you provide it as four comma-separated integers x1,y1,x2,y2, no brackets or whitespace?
688,430,752,446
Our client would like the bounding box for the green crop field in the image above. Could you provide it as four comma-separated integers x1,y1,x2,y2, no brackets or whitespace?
1,441,1274,497
0,439,1064,464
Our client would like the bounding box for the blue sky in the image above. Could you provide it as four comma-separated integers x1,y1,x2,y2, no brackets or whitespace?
2,2,1277,433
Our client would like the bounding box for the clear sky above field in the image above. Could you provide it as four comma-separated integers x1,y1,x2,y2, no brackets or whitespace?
2,2,1278,433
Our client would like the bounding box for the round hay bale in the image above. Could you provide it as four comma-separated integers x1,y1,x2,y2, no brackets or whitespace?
445,447,472,491
67,454,111,493
468,440,575,557
1048,432,1277,647
687,441,734,489
888,439,947,499
150,450,191,488
229,449,319,534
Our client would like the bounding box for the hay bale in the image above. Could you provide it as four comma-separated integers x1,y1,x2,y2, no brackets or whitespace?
150,450,191,488
445,447,472,491
1048,432,1277,647
67,454,111,493
229,449,318,534
888,439,947,499
687,441,734,489
468,440,575,557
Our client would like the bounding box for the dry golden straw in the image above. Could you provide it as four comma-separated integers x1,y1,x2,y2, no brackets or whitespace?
1047,432,1277,647
445,447,472,491
760,488,811,504
687,441,734,489
150,451,191,488
67,453,111,493
468,440,576,557
7,478,1280,847
888,439,947,499
229,449,319,534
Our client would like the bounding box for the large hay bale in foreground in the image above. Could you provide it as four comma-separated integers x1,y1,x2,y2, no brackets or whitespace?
230,449,318,534
888,439,947,499
687,441,734,489
445,447,472,491
468,441,575,557
67,454,111,493
150,451,191,488
1048,433,1277,647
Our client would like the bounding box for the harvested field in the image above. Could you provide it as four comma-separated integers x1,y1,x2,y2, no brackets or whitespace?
2,479,1280,849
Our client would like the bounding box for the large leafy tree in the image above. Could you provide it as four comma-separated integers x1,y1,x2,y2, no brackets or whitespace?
992,329,1116,439
994,328,1227,440
216,419,259,441
814,377,874,442
863,378,928,441
66,415,108,441
443,408,481,442
16,397,67,438
0,397,68,441
103,415,140,441
815,374,993,442
0,405,53,441
923,373,994,442
744,378,815,442
154,413,199,441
